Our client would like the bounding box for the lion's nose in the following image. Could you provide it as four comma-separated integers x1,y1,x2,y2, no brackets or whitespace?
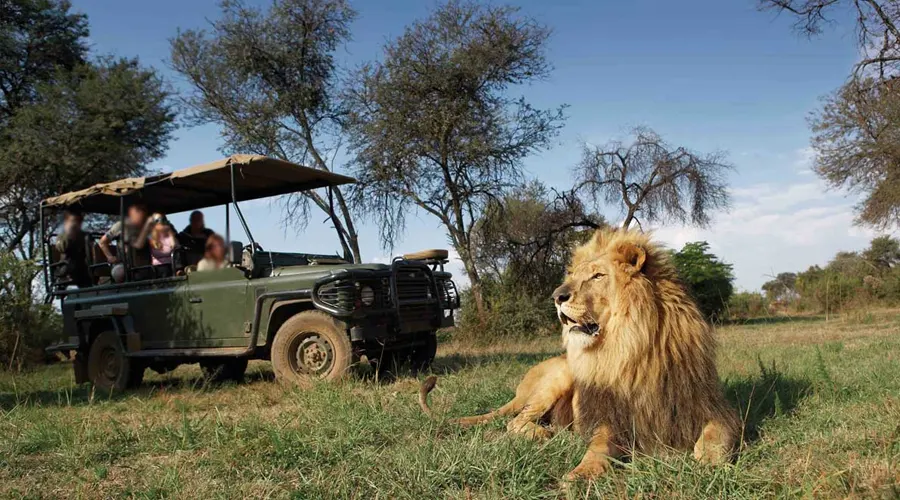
552,285,571,305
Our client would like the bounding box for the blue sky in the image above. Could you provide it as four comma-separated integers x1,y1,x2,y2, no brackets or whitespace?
73,0,892,291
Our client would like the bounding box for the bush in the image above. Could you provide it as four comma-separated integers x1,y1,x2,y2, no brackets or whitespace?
727,291,770,320
0,253,61,370
670,242,734,321
455,278,558,343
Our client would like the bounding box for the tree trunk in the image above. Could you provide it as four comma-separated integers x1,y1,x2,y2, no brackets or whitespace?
458,249,486,318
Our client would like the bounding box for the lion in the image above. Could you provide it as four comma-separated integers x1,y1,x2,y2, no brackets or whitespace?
420,228,740,481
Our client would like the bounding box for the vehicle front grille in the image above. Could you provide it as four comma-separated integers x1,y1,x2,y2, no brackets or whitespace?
435,278,460,309
393,264,439,332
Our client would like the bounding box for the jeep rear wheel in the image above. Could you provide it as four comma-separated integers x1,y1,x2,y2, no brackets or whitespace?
271,311,352,386
87,331,142,392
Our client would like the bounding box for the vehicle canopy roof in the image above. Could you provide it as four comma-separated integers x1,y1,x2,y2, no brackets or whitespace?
41,154,355,215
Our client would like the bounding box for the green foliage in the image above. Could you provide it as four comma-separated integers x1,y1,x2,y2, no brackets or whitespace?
344,0,566,311
0,253,60,369
671,241,734,321
170,0,362,262
1,2,175,259
0,0,89,119
761,272,797,303
728,291,769,321
455,277,558,343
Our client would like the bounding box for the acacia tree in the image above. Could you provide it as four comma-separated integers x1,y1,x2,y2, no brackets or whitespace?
344,1,566,314
759,0,900,228
574,127,732,230
171,0,362,262
473,182,603,296
1,1,175,261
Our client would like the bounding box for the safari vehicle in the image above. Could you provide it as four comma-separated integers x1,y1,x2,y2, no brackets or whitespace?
40,155,459,390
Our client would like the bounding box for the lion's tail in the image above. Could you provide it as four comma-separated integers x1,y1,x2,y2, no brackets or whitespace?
418,376,522,427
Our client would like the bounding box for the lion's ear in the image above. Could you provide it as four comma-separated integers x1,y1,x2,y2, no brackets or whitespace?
615,242,646,275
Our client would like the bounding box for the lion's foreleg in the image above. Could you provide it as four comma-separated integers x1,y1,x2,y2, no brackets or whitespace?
692,420,735,464
565,425,620,480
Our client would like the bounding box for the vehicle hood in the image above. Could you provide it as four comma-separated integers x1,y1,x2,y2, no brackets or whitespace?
270,263,392,279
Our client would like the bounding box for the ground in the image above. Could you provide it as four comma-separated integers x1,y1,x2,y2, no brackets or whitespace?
1,311,899,499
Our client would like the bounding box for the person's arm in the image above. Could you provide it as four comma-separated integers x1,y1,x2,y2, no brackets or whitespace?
131,214,162,250
99,224,120,263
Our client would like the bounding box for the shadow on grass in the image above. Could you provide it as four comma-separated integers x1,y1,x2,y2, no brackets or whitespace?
724,314,825,327
724,358,813,443
0,366,277,410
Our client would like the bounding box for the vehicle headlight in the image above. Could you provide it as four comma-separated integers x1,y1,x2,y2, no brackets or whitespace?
359,285,375,306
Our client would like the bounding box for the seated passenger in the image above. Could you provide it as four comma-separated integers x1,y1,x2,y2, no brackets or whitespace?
149,217,178,267
54,209,91,288
179,210,214,266
99,202,159,282
197,233,227,271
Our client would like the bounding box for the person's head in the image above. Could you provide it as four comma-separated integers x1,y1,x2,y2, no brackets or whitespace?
150,220,172,248
204,234,226,262
127,202,150,225
62,209,83,234
189,210,205,231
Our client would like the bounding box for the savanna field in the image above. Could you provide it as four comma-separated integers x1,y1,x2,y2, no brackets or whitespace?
1,311,899,499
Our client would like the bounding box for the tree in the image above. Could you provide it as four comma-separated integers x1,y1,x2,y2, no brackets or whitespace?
344,0,566,314
473,182,602,296
758,0,900,78
762,272,798,302
1,1,175,262
863,235,900,269
758,0,900,228
574,127,732,230
670,241,734,320
171,0,362,262
0,0,89,121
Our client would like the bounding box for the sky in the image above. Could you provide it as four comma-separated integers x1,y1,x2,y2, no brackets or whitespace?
71,0,896,291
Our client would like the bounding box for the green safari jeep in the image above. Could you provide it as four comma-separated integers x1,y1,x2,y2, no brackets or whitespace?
40,155,459,390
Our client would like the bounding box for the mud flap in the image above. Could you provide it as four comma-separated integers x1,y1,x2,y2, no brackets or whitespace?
73,351,88,384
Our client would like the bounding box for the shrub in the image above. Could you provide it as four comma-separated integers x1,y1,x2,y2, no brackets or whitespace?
0,253,61,370
727,291,770,320
455,278,558,343
670,242,734,321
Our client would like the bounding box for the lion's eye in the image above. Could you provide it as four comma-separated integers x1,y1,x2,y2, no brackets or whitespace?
591,273,606,280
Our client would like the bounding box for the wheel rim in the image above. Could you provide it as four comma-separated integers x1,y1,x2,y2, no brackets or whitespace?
99,346,121,382
288,332,335,377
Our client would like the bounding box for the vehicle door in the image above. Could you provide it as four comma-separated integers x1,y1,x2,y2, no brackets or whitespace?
178,268,254,348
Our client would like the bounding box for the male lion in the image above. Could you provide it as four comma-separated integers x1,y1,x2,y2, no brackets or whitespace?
420,229,739,480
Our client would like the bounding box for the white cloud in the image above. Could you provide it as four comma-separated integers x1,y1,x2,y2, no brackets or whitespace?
651,157,895,291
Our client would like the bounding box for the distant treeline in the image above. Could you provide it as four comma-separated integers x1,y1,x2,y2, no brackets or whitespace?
729,236,900,319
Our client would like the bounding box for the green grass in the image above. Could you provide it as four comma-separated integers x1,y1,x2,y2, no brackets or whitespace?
2,311,900,499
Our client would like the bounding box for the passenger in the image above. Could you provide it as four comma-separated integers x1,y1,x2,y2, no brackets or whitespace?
98,202,160,282
149,217,178,266
179,210,214,265
54,209,91,288
197,233,227,271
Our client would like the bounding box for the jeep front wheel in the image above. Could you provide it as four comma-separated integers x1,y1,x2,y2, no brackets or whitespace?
87,331,141,392
271,311,352,386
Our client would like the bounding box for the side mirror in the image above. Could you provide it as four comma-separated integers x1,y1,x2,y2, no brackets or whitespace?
228,241,243,265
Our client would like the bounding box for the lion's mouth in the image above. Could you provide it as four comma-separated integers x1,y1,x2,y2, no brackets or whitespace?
559,312,601,336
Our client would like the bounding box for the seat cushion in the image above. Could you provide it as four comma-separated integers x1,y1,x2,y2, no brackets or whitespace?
402,249,449,261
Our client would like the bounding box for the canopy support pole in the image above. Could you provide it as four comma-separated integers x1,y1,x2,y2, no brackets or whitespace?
230,163,255,246
225,203,230,245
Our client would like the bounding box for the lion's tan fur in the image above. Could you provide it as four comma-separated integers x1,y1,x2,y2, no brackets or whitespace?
418,228,739,480
559,229,739,478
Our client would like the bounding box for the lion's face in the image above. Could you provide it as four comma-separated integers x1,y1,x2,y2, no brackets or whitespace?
552,230,653,353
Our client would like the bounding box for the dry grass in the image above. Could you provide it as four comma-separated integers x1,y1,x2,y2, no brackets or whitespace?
1,310,899,498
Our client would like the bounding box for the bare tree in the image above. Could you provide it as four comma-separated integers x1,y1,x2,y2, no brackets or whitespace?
574,127,732,230
344,0,566,315
758,0,900,79
171,0,362,262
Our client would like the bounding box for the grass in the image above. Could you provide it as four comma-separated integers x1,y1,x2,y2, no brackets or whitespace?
1,311,900,499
